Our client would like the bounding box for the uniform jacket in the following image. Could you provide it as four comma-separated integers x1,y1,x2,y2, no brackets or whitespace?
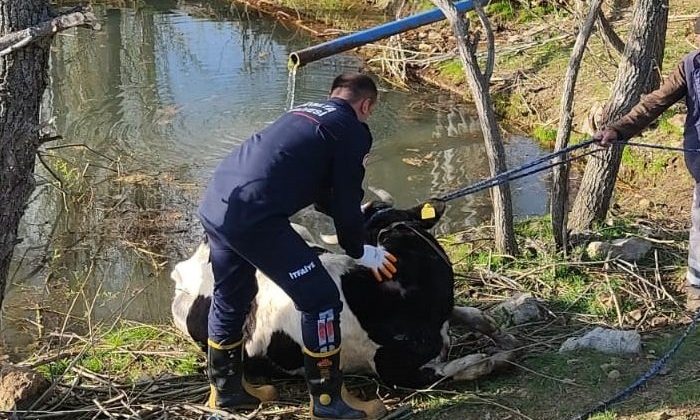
199,98,371,258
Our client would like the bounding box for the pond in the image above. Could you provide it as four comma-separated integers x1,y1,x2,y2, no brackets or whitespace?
2,0,548,357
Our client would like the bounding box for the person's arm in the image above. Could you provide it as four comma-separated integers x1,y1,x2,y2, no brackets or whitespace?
318,123,371,259
603,61,687,142
313,189,333,217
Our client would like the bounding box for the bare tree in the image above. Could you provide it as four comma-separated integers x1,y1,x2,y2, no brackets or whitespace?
0,3,96,309
550,0,603,249
431,0,517,255
568,0,668,233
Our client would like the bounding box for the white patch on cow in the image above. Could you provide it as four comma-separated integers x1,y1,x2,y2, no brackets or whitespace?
170,242,213,334
245,253,380,374
171,242,213,297
291,223,315,244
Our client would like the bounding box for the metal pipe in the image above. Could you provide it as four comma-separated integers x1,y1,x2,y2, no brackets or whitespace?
289,0,478,67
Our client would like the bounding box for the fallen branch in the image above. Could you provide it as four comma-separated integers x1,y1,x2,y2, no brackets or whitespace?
0,6,99,57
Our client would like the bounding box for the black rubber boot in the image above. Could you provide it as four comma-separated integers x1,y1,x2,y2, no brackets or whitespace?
303,347,386,420
207,338,278,410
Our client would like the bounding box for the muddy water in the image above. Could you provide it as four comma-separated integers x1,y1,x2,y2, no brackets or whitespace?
2,0,548,356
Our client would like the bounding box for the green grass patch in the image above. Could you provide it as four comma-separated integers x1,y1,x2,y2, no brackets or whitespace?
532,124,558,148
33,322,203,383
437,58,465,84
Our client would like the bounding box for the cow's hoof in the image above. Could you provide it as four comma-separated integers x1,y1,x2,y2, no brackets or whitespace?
440,353,495,381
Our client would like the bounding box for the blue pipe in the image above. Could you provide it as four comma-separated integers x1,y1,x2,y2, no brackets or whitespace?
289,0,478,67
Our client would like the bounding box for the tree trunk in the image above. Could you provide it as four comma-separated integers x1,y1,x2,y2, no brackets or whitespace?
568,0,668,233
551,0,603,249
431,0,517,255
0,0,52,311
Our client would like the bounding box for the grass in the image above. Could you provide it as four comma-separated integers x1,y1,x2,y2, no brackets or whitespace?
35,322,203,382
410,328,700,419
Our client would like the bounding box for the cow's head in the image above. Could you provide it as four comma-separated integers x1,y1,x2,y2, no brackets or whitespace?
360,198,447,247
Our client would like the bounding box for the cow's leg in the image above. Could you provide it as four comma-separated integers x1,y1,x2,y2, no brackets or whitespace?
373,338,445,388
375,345,516,387
232,222,386,420
426,350,516,381
451,306,521,350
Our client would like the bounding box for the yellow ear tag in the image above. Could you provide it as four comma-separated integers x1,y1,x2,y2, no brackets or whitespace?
421,203,436,220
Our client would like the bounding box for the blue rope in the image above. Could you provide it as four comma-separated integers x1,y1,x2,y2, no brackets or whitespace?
616,140,700,154
436,139,597,202
434,139,700,204
571,309,700,420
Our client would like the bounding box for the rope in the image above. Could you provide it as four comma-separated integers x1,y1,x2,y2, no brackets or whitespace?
571,309,700,420
434,139,700,204
615,140,700,154
436,139,597,202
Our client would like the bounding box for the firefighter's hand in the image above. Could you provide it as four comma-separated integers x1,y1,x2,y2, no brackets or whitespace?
594,128,618,147
355,245,398,282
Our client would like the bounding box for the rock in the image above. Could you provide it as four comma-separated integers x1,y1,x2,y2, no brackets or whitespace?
607,369,621,380
0,363,50,410
586,237,653,262
559,327,642,355
488,293,548,326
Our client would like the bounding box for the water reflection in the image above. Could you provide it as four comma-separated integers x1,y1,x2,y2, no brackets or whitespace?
3,0,549,356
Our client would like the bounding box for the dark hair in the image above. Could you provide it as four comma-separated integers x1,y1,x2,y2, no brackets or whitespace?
695,16,700,34
330,73,378,104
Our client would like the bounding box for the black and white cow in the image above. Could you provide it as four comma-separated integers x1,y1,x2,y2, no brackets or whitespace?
171,198,518,388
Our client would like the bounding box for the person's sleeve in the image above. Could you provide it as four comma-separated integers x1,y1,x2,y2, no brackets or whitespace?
609,60,687,140
318,123,371,259
313,189,333,217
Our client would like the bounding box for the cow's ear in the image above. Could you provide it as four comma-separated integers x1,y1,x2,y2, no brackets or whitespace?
361,200,390,221
410,199,446,229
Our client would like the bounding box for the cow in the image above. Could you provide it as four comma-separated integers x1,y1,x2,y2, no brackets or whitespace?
171,196,519,388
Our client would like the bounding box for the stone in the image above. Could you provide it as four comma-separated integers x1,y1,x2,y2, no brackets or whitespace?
559,327,642,355
607,369,621,380
0,363,50,410
586,237,653,262
488,293,548,326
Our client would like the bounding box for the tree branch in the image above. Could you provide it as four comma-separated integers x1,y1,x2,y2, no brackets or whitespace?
474,5,495,82
0,7,99,57
596,9,624,56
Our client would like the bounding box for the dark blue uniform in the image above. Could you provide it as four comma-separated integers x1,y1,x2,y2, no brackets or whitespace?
199,98,371,350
